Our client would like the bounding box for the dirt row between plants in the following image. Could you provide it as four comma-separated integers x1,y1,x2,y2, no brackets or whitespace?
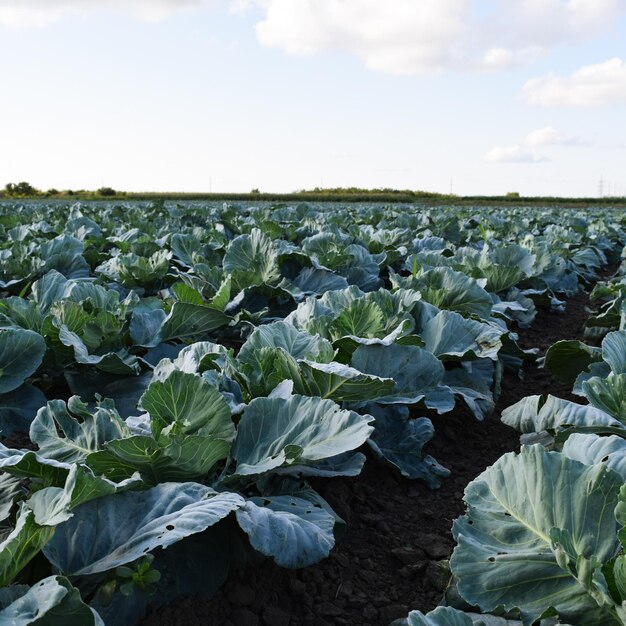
141,287,598,626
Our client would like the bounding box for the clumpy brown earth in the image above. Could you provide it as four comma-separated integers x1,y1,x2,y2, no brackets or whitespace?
141,292,596,626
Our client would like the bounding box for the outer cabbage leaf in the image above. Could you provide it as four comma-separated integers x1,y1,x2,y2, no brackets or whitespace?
501,395,623,435
420,310,503,360
365,403,450,488
272,451,366,478
30,397,131,463
86,435,229,483
295,360,395,403
582,373,626,421
237,321,334,363
392,267,493,319
0,327,46,393
544,340,602,385
235,495,335,568
223,228,280,288
601,331,626,374
451,446,623,626
57,325,141,375
0,473,22,523
0,445,71,483
157,302,232,344
24,464,142,527
95,250,171,289
43,482,244,576
232,395,374,476
561,433,626,480
0,576,104,626
30,270,69,313
350,344,451,408
289,267,349,297
151,341,228,380
443,361,495,421
0,506,56,586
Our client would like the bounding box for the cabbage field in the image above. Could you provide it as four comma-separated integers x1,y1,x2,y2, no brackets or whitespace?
1,200,626,625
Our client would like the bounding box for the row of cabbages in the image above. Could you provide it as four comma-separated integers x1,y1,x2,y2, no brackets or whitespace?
402,249,626,625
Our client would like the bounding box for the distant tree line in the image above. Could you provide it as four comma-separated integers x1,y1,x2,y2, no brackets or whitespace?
1,182,624,206
1,182,122,199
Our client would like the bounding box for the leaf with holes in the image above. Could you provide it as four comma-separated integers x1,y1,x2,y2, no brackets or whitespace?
236,495,335,568
43,482,244,576
451,445,623,626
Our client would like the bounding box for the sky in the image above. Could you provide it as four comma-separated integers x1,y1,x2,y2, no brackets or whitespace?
0,0,625,197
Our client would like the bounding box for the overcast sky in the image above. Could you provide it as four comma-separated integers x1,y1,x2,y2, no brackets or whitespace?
1,0,625,196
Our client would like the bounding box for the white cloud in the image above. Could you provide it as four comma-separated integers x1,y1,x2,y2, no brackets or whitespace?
523,57,626,107
486,125,591,163
251,0,626,75
524,126,590,147
254,0,469,75
485,145,548,164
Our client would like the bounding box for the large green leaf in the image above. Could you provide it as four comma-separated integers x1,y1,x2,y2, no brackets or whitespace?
31,270,69,313
392,267,493,319
96,250,171,288
43,483,244,576
140,370,234,441
420,310,503,360
583,373,626,421
0,445,71,483
544,340,602,385
295,360,394,403
151,341,228,380
0,506,56,586
330,299,385,340
30,397,130,463
87,435,229,483
501,394,623,435
492,244,536,276
158,302,232,343
57,326,141,375
350,344,449,408
444,361,495,421
237,321,334,363
235,495,335,568
0,327,46,394
237,346,301,398
365,404,450,488
286,286,419,345
232,395,374,476
24,464,141,527
130,307,168,347
562,433,626,480
480,264,524,293
451,446,623,626
287,267,349,298
0,576,104,625
602,331,626,374
405,607,474,626
223,228,280,288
